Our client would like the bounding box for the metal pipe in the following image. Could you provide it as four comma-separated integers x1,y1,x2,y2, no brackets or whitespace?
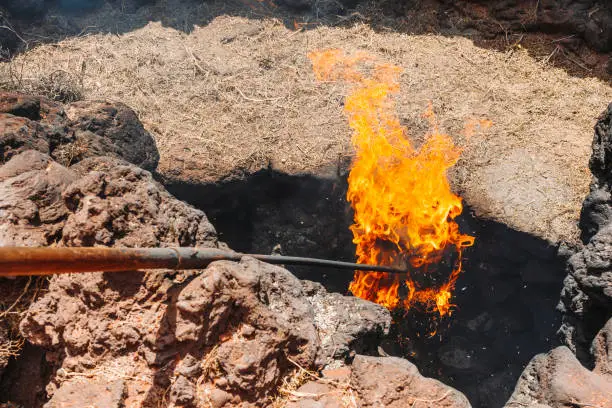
0,247,407,277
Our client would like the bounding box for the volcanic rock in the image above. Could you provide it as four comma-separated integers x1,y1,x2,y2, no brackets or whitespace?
301,280,391,360
593,317,612,376
580,103,612,240
505,103,612,408
0,150,219,392
44,378,126,408
559,103,612,360
0,91,67,127
0,113,50,164
0,92,159,170
350,355,471,407
65,101,159,171
63,157,218,248
0,151,406,407
0,152,216,249
505,319,612,408
0,150,77,247
18,256,394,407
287,355,471,408
0,93,195,398
285,380,344,408
0,93,44,120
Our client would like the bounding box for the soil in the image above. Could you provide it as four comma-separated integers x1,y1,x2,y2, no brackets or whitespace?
0,0,611,246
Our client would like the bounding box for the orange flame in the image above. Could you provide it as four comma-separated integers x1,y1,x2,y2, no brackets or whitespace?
309,49,478,317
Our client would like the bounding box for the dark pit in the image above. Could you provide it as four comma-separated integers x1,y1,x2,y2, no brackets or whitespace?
164,169,566,408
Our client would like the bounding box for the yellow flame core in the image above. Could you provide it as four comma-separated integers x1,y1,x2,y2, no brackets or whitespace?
309,49,477,317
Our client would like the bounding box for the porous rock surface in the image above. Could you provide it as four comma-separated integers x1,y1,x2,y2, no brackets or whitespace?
0,151,215,248
0,91,159,170
301,280,391,361
287,355,470,408
0,95,211,389
65,100,160,171
559,103,612,360
0,92,470,408
25,256,384,407
505,319,612,408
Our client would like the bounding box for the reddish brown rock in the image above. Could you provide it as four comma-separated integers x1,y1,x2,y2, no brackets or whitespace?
18,255,394,407
350,355,471,408
0,92,66,126
0,106,210,400
505,338,612,408
0,152,216,249
321,366,351,381
61,156,217,248
174,258,322,404
0,149,53,182
65,101,159,171
592,318,612,376
0,92,159,170
0,113,50,164
0,92,45,121
0,150,77,246
287,356,471,408
285,381,346,408
44,378,125,408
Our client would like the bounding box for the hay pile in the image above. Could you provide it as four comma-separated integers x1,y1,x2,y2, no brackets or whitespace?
2,0,611,243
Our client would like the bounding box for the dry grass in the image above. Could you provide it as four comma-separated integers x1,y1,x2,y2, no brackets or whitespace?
54,136,90,166
0,0,610,243
0,338,25,360
195,345,224,407
0,277,46,362
31,69,84,103
270,357,357,408
1,62,84,102
55,356,153,384
269,364,311,408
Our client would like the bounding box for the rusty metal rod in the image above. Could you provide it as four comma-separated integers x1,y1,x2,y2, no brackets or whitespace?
0,247,407,277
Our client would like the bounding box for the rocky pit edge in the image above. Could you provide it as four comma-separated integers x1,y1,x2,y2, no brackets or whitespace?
0,92,610,408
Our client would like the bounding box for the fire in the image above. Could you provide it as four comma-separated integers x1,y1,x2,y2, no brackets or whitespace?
309,49,483,318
